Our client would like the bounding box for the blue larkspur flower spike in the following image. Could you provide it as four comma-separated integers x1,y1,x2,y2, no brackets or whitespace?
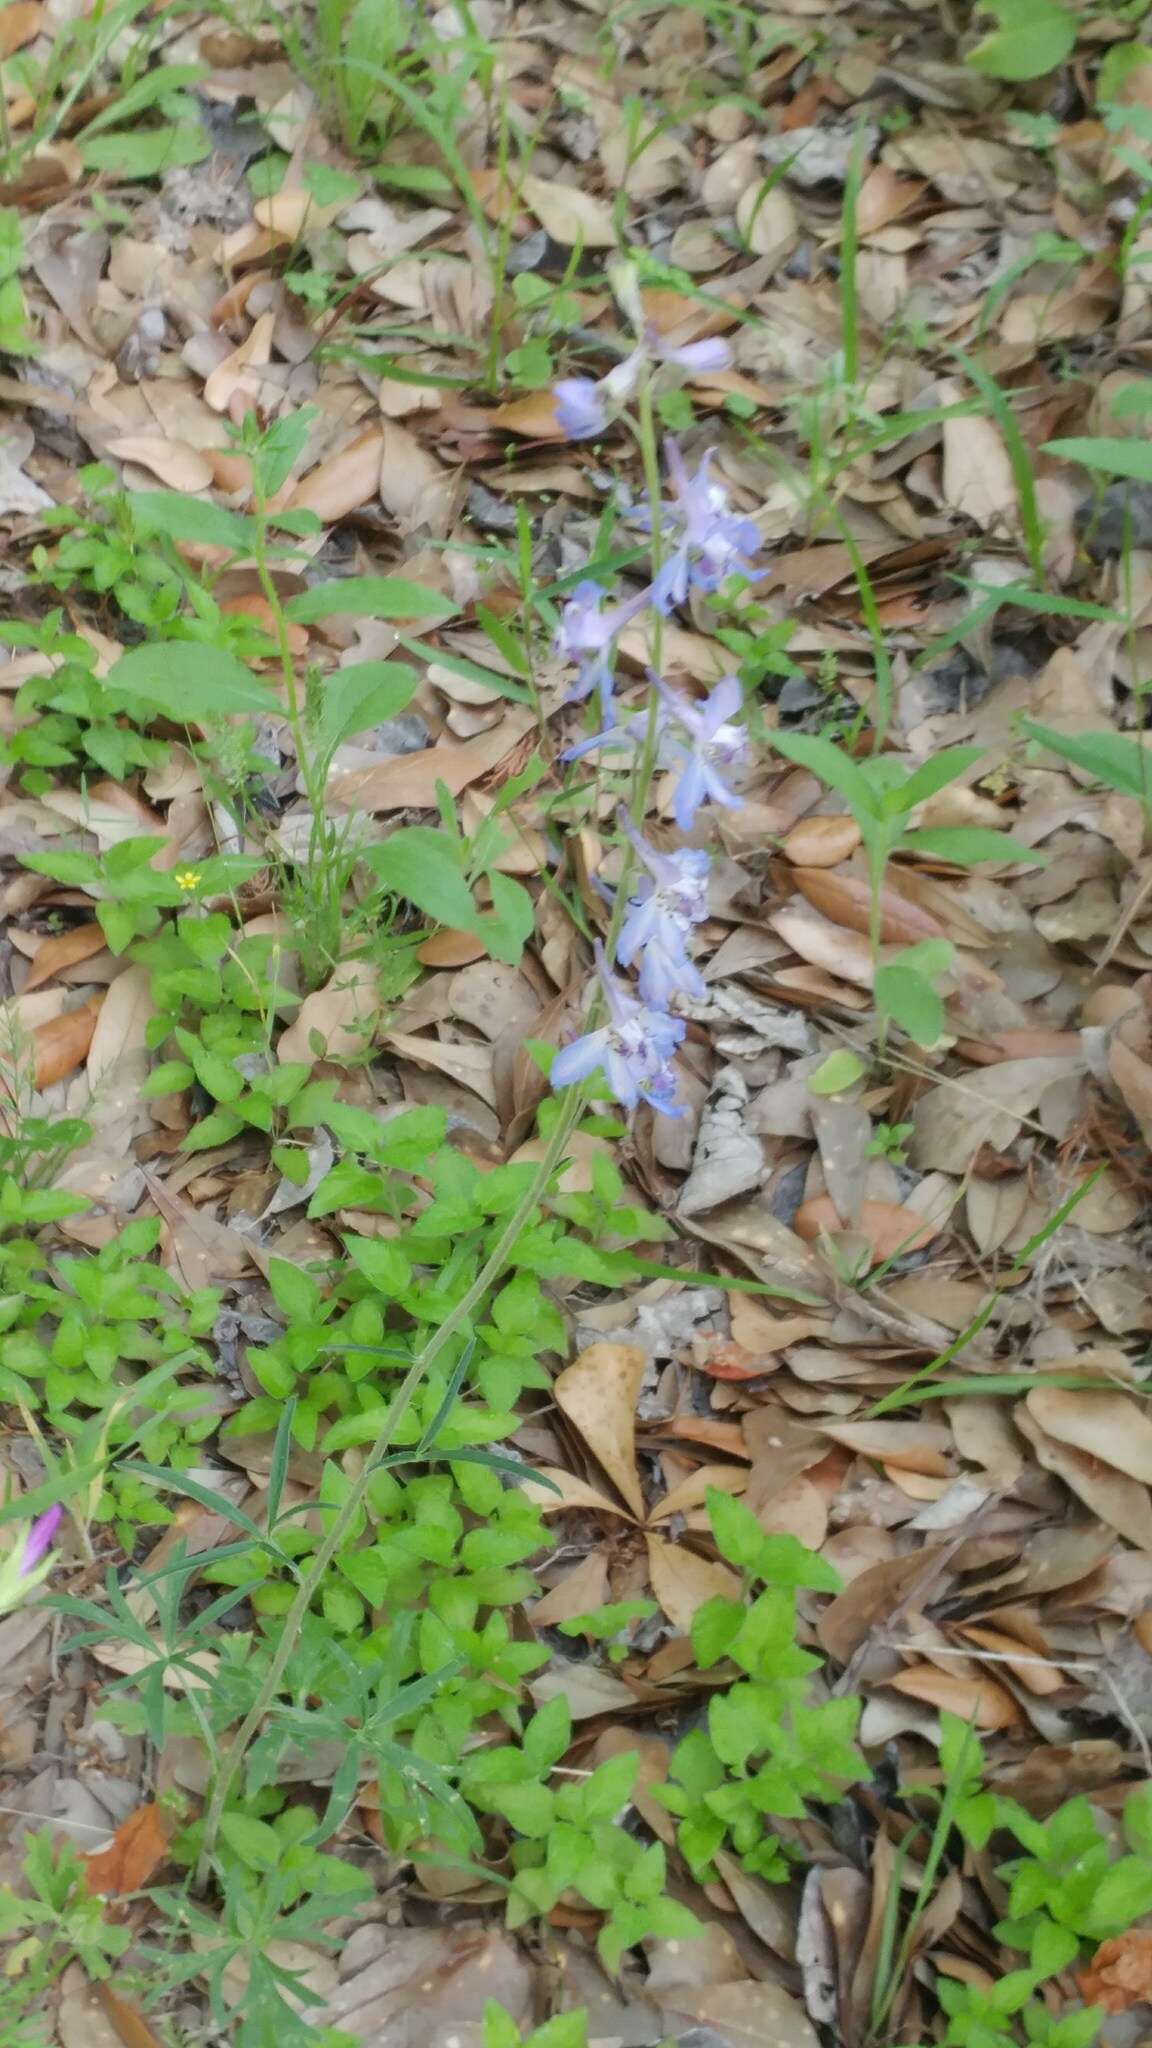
615,814,710,1008
551,943,685,1115
657,673,749,831
641,441,761,613
555,580,653,720
553,337,732,442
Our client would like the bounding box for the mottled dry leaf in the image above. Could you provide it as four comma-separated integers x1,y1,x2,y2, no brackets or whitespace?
658,1978,819,2048
276,960,379,1067
520,174,617,246
84,1803,169,1897
554,1342,646,1517
23,922,106,991
1025,1388,1152,1486
384,1029,496,1109
646,1533,740,1630
887,1664,1022,1729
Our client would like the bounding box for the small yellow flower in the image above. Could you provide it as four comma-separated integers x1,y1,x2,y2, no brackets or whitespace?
175,869,202,892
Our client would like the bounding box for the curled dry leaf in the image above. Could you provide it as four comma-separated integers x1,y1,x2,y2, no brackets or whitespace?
553,1341,647,1517
286,429,384,521
1078,1931,1152,2013
790,868,944,943
328,706,535,813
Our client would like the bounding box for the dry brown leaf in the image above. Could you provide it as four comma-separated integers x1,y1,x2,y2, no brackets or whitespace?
383,1029,496,1109
649,1463,747,1522
735,183,798,264
887,1664,1022,1729
657,1978,819,2048
791,868,945,942
1109,1038,1152,1150
87,964,154,1087
276,960,380,1067
554,1341,646,1517
1025,1388,1152,1486
645,1533,741,1630
520,174,617,247
530,1550,610,1627
1015,1404,1152,1550
940,380,1017,530
329,706,534,812
23,922,106,991
520,1468,637,1519
795,1195,943,1264
286,429,384,521
490,390,566,439
911,1056,1085,1173
94,1983,164,2048
30,994,104,1088
253,186,346,240
1078,1932,1152,2013
84,1804,170,1897
782,816,861,867
378,419,454,533
0,1,41,54
822,1419,953,1476
106,437,215,492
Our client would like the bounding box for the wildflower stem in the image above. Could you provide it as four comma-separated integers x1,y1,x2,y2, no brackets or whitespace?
196,1088,584,1887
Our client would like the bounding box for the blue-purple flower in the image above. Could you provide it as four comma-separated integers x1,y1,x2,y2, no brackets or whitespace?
551,944,684,1113
555,580,652,718
21,1505,61,1576
658,673,749,830
615,816,710,1007
641,442,760,611
553,336,732,441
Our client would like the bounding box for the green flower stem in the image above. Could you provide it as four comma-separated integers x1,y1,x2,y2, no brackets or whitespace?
196,1088,583,1886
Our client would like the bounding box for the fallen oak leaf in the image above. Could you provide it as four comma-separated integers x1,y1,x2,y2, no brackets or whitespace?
84,1803,170,1897
94,1982,165,2048
1078,1931,1152,2013
23,922,107,991
553,1342,647,1518
645,1533,741,1631
29,994,104,1088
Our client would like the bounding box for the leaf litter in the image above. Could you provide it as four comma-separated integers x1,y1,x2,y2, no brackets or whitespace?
7,0,1152,2044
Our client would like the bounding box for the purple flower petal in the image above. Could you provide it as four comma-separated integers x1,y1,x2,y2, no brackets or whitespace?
20,1504,62,1576
664,338,732,375
554,378,607,440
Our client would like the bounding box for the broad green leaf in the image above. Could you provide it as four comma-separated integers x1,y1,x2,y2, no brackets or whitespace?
1042,435,1152,482
107,642,272,718
130,490,252,552
77,63,208,138
808,1050,866,1096
769,730,875,814
285,577,457,624
901,826,1044,867
894,744,986,812
218,1812,282,1873
1020,721,1152,803
875,962,944,1047
364,828,476,929
968,0,1075,81
317,661,419,752
80,122,212,178
342,1234,413,1296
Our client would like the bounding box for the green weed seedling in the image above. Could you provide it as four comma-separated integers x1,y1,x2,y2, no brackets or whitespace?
770,732,1042,1045
484,2006,589,2048
0,1836,129,2048
655,1490,863,1883
0,614,169,791
1021,721,1152,828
